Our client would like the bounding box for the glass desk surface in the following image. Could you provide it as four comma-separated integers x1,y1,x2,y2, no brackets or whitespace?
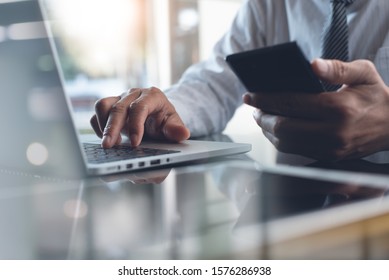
1,152,388,260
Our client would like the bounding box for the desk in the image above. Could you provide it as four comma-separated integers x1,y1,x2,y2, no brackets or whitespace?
0,146,389,260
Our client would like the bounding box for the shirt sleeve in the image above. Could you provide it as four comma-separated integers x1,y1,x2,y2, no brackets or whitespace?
165,0,267,137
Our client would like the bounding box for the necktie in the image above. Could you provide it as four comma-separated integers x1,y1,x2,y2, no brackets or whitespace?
321,0,354,91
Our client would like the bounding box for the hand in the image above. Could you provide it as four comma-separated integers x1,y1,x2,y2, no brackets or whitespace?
90,87,190,148
243,59,389,161
100,169,171,185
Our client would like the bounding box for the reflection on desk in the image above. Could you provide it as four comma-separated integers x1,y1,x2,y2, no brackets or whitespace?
0,157,389,260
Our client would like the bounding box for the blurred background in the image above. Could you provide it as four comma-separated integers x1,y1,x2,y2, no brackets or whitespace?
44,0,245,131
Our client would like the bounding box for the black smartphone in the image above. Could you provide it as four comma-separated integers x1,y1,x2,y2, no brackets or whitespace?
225,41,325,93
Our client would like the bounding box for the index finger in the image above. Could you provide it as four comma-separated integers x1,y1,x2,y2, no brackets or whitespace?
102,89,142,148
126,87,190,146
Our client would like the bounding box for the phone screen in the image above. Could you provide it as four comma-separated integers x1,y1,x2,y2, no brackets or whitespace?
226,42,325,93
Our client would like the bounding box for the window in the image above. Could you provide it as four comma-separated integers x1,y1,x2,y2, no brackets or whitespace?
44,0,242,130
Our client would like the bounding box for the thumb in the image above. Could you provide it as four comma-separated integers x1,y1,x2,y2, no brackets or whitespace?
312,58,380,86
162,115,191,142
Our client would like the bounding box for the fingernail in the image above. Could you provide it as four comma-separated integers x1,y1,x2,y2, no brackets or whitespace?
130,134,138,147
243,93,252,105
315,58,329,74
102,135,112,148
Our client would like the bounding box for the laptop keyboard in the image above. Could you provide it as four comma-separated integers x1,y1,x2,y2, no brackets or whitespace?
83,143,180,164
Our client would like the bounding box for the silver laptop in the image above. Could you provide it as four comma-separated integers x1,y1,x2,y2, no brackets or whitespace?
0,0,250,178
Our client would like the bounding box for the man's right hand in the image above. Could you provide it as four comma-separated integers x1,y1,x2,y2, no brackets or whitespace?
90,87,190,148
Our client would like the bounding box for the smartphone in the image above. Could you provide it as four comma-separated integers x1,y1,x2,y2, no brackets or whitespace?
225,41,325,93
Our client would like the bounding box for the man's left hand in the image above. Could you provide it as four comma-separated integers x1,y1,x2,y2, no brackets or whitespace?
243,58,389,161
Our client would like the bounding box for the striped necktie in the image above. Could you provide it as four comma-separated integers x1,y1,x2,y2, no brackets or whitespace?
321,0,354,91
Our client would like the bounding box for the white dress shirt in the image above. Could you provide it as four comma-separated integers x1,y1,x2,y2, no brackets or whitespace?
165,0,389,162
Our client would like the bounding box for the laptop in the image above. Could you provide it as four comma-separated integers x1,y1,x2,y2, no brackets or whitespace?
0,0,251,178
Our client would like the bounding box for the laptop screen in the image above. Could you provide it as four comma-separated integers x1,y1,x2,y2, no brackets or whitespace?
0,0,85,177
